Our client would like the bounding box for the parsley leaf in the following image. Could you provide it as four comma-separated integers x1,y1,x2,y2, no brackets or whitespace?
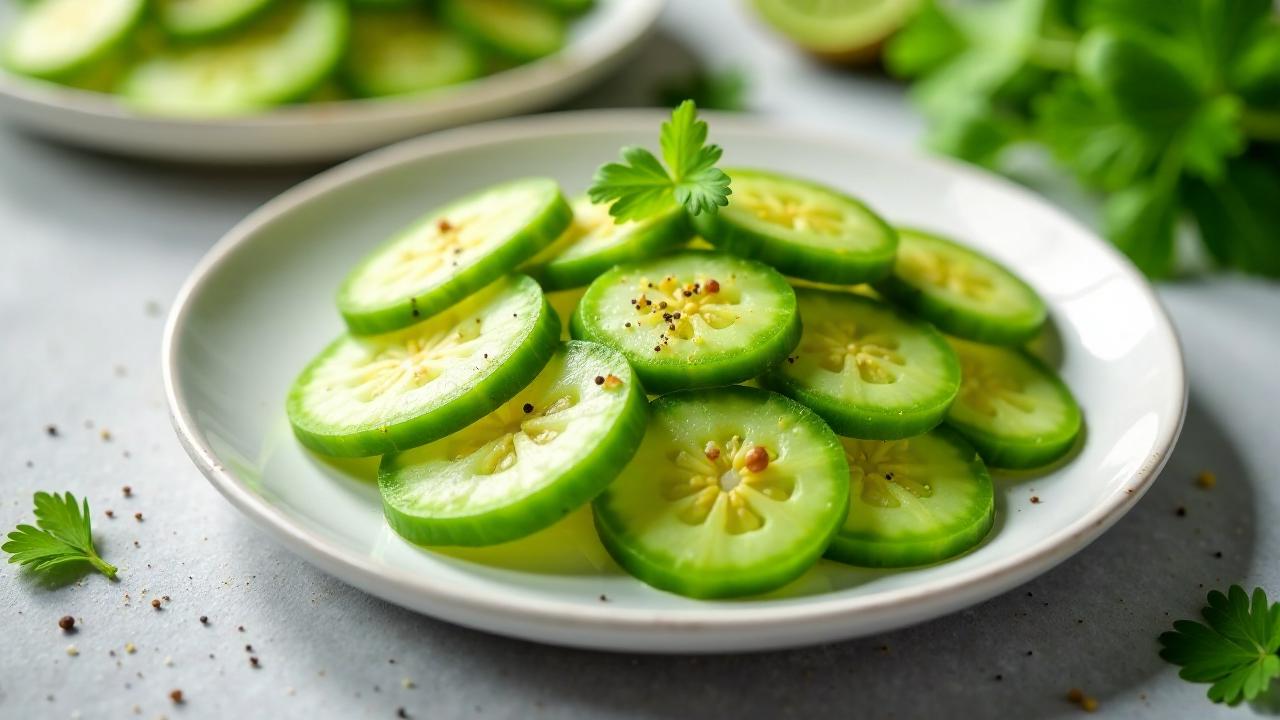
588,100,731,222
1184,154,1280,277
1160,586,1280,705
3,491,117,580
894,0,1280,278
1034,78,1160,191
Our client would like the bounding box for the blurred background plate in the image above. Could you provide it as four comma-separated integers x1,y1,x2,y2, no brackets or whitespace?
164,109,1186,652
0,0,663,164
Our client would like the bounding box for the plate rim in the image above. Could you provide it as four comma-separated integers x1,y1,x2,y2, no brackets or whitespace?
0,0,664,128
161,109,1188,648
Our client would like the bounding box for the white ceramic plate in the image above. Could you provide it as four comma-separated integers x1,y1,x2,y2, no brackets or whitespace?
0,0,662,164
163,110,1186,653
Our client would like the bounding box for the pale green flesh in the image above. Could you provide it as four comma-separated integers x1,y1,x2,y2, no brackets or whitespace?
157,0,271,36
342,179,561,312
122,0,346,115
839,431,987,542
545,288,586,340
946,337,1076,440
598,390,847,575
722,169,891,251
751,0,916,51
292,278,542,432
781,290,956,412
552,197,661,263
346,10,479,96
894,228,1044,325
5,0,142,77
381,343,634,518
451,0,564,57
580,253,793,367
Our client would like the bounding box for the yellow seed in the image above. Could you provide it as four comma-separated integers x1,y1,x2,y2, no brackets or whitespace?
1081,697,1098,713
1195,471,1216,490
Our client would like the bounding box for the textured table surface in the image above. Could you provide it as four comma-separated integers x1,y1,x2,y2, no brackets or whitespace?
3,2,1279,718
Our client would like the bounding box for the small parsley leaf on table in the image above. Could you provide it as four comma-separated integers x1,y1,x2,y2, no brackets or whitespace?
1159,585,1280,705
588,100,732,223
3,491,117,580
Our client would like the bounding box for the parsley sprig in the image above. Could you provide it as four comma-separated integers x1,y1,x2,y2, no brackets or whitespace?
588,100,732,223
1160,585,1280,705
3,491,117,580
888,0,1280,278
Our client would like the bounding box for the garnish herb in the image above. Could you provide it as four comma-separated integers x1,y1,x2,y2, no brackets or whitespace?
1159,585,1280,705
3,491,117,580
589,100,732,223
887,0,1280,278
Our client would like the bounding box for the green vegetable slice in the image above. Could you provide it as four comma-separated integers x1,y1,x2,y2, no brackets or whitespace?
593,386,850,598
876,227,1047,345
524,196,692,291
693,168,898,284
751,0,918,60
945,337,1082,469
3,0,145,81
379,340,646,546
442,0,566,61
571,251,800,394
342,7,482,98
155,0,278,40
288,275,560,458
827,427,994,568
338,178,572,335
762,288,960,440
121,0,348,116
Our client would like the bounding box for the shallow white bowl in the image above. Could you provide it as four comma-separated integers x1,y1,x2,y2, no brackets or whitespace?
163,110,1186,652
0,0,662,163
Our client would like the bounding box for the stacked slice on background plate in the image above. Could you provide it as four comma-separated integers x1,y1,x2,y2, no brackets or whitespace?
1,0,595,116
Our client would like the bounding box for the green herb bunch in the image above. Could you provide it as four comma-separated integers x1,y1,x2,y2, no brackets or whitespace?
887,0,1280,278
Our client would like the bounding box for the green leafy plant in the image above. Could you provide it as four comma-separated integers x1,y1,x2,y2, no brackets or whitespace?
3,491,117,580
588,100,732,222
887,0,1280,278
1160,585,1280,705
658,69,748,112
